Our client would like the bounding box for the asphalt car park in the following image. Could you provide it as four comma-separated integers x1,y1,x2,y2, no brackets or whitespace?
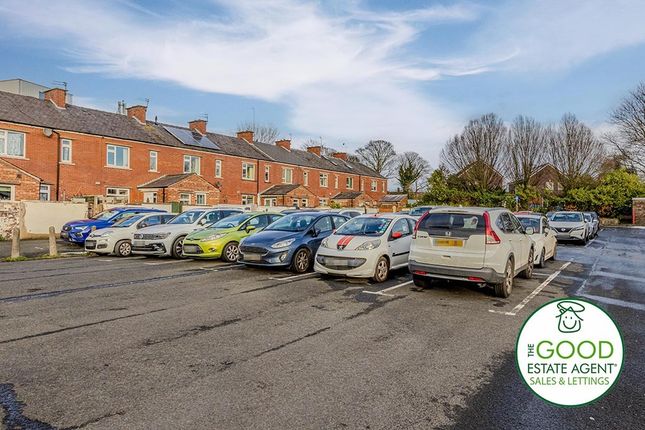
0,227,643,429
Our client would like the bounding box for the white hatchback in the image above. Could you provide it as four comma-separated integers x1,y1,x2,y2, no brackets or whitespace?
516,214,558,267
409,207,535,297
314,214,416,282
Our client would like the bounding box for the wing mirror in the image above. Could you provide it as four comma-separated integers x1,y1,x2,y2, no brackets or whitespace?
310,228,319,237
391,231,403,239
198,218,207,226
525,227,535,235
245,225,256,232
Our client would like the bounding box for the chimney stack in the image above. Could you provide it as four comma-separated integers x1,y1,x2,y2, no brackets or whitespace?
126,105,147,124
307,146,322,157
237,130,254,144
276,139,291,151
188,119,207,135
43,88,67,109
332,152,348,161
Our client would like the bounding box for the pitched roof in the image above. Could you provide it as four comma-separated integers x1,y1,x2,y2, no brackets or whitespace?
332,191,363,200
380,194,407,202
0,90,384,179
260,184,302,195
0,157,44,182
138,173,194,189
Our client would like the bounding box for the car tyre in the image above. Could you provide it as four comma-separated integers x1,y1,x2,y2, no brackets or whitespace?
114,240,132,257
520,249,534,279
222,241,240,262
171,235,186,259
291,248,311,273
494,258,514,298
371,256,389,283
537,248,546,268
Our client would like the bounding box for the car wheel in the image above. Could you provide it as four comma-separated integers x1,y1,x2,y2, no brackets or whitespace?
413,274,431,288
222,242,240,262
537,248,546,268
291,248,311,273
520,249,534,279
494,258,514,298
371,256,389,283
171,236,186,258
114,240,132,257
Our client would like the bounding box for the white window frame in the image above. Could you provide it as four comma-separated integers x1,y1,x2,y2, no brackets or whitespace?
301,198,308,208
149,151,158,172
371,180,377,192
264,165,270,182
263,197,277,207
215,159,222,178
334,175,339,189
303,171,309,186
143,191,157,203
39,184,51,201
320,173,328,188
319,197,328,207
0,130,26,158
346,177,353,189
105,187,130,202
60,139,72,164
179,193,191,205
0,184,15,201
183,155,201,174
282,167,293,184
195,192,206,206
242,162,256,180
106,144,130,169
241,194,255,205
382,181,386,193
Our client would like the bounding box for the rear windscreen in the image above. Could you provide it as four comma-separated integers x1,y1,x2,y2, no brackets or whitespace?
418,213,485,238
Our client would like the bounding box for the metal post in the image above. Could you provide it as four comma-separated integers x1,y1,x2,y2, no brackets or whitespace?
49,226,58,256
11,227,20,259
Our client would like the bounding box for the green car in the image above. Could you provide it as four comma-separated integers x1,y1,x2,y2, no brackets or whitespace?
182,212,283,261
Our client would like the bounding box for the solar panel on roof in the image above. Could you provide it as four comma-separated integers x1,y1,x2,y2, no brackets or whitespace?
163,125,220,151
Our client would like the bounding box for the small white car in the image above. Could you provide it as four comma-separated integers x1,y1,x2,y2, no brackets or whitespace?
132,208,242,258
85,213,175,256
549,211,588,244
314,214,416,282
515,214,557,267
409,207,535,298
583,212,599,238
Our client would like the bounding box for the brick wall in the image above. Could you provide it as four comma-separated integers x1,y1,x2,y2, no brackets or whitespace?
164,175,220,206
0,158,40,200
633,198,645,225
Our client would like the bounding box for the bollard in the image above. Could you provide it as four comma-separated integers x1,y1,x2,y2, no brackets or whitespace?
11,227,20,259
49,226,58,256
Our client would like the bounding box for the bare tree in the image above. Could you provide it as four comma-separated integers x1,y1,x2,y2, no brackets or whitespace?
440,113,507,191
548,113,605,190
396,152,430,196
356,140,397,176
505,116,547,187
605,82,645,175
237,121,280,144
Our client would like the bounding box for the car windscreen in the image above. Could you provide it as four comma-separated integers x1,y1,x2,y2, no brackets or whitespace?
92,209,120,221
410,207,430,216
518,217,540,231
211,213,252,229
112,214,145,227
551,213,583,222
266,213,317,232
336,217,392,236
418,212,485,238
168,211,205,225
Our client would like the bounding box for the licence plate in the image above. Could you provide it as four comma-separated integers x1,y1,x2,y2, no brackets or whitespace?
85,240,96,249
435,238,464,247
244,253,262,262
133,240,146,247
183,245,201,254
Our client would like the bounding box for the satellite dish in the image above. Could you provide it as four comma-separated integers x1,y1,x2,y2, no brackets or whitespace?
43,128,53,137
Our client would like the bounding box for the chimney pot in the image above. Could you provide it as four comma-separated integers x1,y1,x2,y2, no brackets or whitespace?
307,146,322,157
189,119,207,135
126,105,147,124
237,130,254,144
43,87,67,109
276,139,291,151
332,152,348,161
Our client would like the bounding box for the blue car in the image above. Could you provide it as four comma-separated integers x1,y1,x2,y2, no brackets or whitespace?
61,206,166,244
239,212,349,273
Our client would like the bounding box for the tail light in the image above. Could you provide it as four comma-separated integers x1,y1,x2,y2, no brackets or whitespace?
413,213,428,239
483,211,500,245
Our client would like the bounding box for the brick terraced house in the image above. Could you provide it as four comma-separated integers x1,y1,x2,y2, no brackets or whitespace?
0,87,387,206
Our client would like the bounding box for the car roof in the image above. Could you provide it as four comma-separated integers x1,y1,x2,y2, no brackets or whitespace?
429,206,507,215
515,214,542,219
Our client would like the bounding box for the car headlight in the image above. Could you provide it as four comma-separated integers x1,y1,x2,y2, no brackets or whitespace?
77,226,91,232
271,238,295,249
90,230,112,238
153,232,171,240
321,237,330,248
201,233,226,242
355,239,381,251
571,226,585,232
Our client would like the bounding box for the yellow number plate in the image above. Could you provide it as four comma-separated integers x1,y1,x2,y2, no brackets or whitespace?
435,238,464,247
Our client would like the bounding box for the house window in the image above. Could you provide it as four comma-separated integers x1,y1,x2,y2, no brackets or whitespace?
39,184,51,201
241,194,255,205
346,177,353,189
303,171,309,186
264,165,270,182
0,130,26,157
0,184,14,200
195,193,206,205
360,180,365,191
106,144,129,168
149,151,158,172
319,198,328,206
334,175,339,189
382,181,386,192
183,155,201,174
215,160,222,178
143,191,157,203
301,198,308,208
242,162,256,180
106,187,130,202
263,197,277,207
179,193,191,205
60,139,72,163
371,180,377,192
282,168,293,184
320,173,328,188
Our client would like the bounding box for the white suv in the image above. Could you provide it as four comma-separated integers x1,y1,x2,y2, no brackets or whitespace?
409,207,535,298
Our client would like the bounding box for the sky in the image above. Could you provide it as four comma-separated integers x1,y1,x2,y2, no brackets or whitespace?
0,0,644,167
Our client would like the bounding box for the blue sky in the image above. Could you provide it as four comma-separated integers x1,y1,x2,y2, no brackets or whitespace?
1,0,644,166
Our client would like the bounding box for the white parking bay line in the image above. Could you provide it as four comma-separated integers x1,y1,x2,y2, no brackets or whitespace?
268,273,318,281
361,280,413,297
144,259,193,266
488,261,571,317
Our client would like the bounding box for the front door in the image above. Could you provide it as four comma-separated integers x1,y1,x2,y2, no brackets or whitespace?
389,219,413,268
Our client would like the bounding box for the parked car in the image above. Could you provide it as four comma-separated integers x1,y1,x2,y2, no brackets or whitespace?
549,211,588,244
61,206,166,244
131,208,243,258
314,214,416,282
515,213,558,267
583,212,600,238
409,207,535,298
85,213,175,256
281,208,322,215
239,212,349,273
329,209,363,218
182,212,283,261
409,206,433,218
